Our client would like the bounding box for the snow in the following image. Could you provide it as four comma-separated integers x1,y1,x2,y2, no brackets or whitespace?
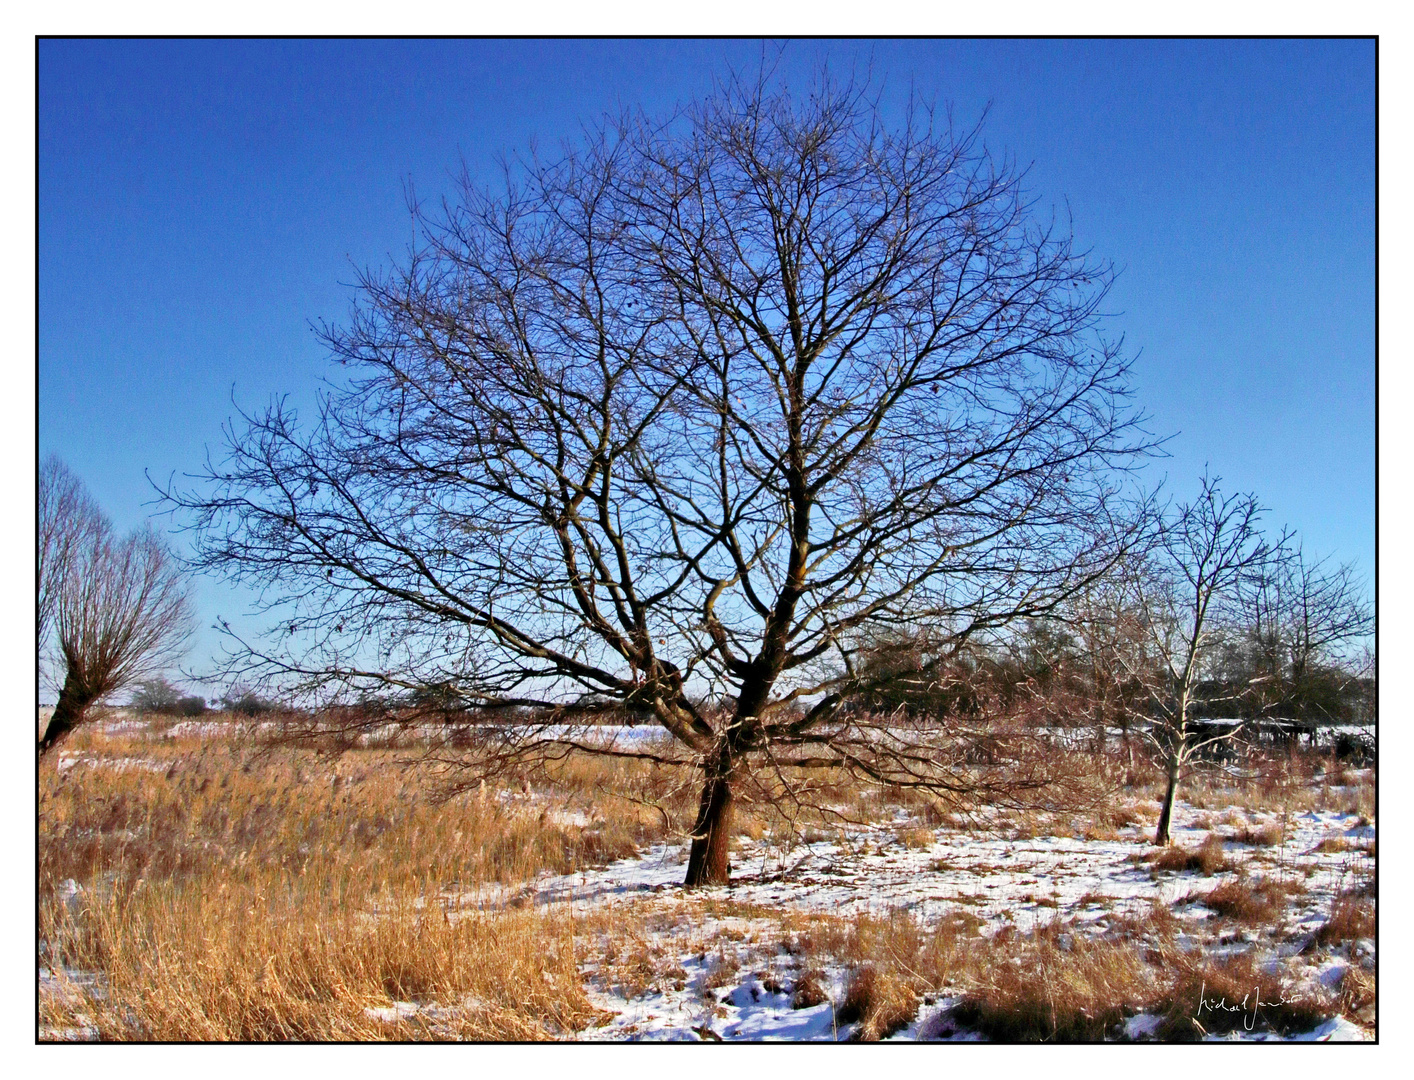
1123,1013,1165,1039
495,802,1370,945
493,796,1375,1042
55,752,169,774
363,1001,420,1023
40,796,1376,1042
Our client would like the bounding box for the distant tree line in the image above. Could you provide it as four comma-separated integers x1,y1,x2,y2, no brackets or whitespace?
843,474,1372,843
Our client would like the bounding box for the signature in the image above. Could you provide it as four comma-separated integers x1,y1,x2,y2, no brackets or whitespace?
1196,979,1289,1031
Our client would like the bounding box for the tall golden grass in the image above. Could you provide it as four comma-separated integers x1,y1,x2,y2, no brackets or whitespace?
38,714,1375,1041
39,723,671,1040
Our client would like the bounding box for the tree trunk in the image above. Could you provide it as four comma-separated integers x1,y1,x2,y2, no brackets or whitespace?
684,741,735,887
39,673,92,759
1153,743,1181,845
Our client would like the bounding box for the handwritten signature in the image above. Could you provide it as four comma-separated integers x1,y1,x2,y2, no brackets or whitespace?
1196,979,1289,1031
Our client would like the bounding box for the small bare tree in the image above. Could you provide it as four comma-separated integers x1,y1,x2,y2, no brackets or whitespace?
1117,476,1286,845
1258,547,1373,722
38,455,105,684
37,466,194,757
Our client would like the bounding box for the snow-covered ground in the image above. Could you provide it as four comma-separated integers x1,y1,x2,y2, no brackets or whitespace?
417,794,1375,1042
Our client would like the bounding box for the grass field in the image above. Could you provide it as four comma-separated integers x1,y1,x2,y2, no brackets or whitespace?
38,712,1375,1041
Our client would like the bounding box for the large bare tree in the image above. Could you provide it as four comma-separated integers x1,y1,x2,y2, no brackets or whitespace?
37,464,193,757
169,67,1152,884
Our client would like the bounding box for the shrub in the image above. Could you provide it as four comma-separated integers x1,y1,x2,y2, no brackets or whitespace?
1148,833,1232,876
176,695,208,717
837,965,920,1041
221,689,276,717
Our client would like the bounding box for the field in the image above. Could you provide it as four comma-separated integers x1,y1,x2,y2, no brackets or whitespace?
38,712,1376,1042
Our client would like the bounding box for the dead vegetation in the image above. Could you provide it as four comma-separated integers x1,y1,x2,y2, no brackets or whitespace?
1158,954,1330,1040
837,965,920,1041
790,969,830,1009
1315,895,1376,945
1146,833,1233,875
41,875,605,1039
38,715,1374,1041
944,937,1157,1041
39,720,665,1039
932,929,1338,1042
1232,822,1285,846
1194,877,1303,923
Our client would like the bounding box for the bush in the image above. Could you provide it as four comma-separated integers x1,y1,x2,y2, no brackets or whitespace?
837,964,920,1041
129,679,180,715
220,689,276,717
130,679,207,717
1147,833,1232,876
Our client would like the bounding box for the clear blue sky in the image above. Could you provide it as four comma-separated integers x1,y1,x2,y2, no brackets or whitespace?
38,39,1376,688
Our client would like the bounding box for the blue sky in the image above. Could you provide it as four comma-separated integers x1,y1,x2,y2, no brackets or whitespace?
38,39,1375,688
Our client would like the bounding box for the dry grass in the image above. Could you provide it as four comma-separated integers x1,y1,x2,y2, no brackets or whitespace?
600,933,688,1000
1338,965,1376,1024
939,933,1333,1042
945,936,1160,1041
1147,833,1232,876
1315,896,1376,945
40,869,604,1039
701,948,743,994
1157,955,1330,1041
837,965,920,1041
790,969,830,1009
782,909,980,1038
896,825,937,850
1309,836,1352,853
1178,750,1375,819
38,727,675,1041
1232,822,1284,847
40,740,663,904
39,715,1373,1042
1192,876,1303,924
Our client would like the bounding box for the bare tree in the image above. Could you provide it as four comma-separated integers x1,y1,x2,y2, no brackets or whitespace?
38,455,105,686
1208,534,1372,712
1116,476,1286,845
1057,563,1165,767
168,65,1152,884
37,468,194,757
1265,548,1373,721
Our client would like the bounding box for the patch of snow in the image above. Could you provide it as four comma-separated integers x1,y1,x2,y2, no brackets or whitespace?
1317,961,1350,990
1123,1013,1164,1039
56,753,168,774
363,1001,420,1023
